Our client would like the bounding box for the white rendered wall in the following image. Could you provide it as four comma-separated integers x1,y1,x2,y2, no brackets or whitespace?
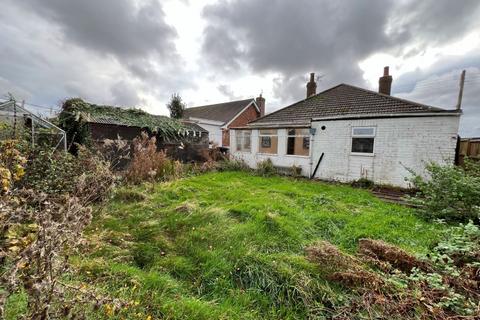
196,122,223,147
310,116,460,188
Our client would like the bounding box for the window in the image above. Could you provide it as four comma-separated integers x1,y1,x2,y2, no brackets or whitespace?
351,127,375,154
287,128,310,156
258,129,278,154
235,130,251,152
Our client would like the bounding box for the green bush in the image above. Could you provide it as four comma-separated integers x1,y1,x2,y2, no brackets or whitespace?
409,162,480,222
256,158,277,177
351,178,374,189
216,158,250,172
21,146,114,202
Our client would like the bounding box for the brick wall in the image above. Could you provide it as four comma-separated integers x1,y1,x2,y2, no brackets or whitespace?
223,104,259,147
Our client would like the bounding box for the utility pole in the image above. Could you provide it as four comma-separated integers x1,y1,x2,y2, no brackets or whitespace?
456,70,466,110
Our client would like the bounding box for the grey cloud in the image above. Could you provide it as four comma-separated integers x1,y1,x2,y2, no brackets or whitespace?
203,0,396,85
202,0,480,103
217,84,241,100
18,0,177,61
396,62,480,137
110,81,142,107
390,0,480,48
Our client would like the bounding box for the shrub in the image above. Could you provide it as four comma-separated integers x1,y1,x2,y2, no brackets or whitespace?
0,190,123,319
409,162,480,222
20,145,114,202
124,133,181,184
256,158,277,177
351,178,375,189
0,140,27,193
289,165,302,178
216,158,250,172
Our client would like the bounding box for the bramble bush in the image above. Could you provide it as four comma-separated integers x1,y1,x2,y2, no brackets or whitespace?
409,161,480,222
0,142,117,318
20,145,114,202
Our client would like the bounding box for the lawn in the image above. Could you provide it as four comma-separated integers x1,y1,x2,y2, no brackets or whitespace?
73,171,444,319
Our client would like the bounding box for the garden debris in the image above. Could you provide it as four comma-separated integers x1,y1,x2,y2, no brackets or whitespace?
306,241,383,289
358,238,432,273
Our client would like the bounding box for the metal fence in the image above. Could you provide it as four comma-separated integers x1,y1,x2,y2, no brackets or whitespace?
0,99,66,151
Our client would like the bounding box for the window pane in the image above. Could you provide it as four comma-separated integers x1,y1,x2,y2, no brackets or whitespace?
351,137,374,153
287,136,309,156
353,127,375,136
235,130,251,152
243,134,251,151
287,129,295,136
259,135,278,154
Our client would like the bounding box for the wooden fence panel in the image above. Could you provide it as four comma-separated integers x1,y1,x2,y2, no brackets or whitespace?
458,138,480,165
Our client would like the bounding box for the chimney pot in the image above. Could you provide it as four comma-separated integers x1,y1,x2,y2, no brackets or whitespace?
383,66,389,76
306,72,317,98
379,66,393,95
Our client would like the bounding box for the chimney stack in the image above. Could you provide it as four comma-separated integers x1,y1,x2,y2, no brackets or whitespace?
306,72,317,98
379,66,392,95
256,94,265,117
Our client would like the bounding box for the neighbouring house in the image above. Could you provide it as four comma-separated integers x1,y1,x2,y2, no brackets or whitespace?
58,98,209,163
230,68,462,188
183,96,265,148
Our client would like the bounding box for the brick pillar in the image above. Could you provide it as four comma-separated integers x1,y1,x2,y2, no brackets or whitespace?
256,94,265,117
379,66,393,95
306,73,317,98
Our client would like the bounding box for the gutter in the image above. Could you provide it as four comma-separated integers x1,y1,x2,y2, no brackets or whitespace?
311,111,462,122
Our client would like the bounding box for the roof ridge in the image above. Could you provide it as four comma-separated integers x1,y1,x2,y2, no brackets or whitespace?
249,84,345,124
187,98,254,110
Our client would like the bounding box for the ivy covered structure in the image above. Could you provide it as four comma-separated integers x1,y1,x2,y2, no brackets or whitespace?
57,98,209,162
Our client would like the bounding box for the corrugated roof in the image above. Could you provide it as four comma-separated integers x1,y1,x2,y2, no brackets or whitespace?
251,84,457,125
183,98,255,124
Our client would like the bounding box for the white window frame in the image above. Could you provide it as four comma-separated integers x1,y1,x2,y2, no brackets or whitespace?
258,129,278,154
351,126,376,155
286,128,310,157
235,130,251,152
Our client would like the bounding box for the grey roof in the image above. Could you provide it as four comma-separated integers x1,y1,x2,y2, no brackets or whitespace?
183,98,255,124
181,121,209,133
251,84,457,125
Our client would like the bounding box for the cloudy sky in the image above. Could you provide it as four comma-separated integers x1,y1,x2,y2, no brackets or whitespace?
1,0,479,136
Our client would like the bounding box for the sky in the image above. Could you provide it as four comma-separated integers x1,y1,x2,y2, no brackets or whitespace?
1,0,479,136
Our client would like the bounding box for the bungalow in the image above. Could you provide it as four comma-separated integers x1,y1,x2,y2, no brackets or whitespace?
230,68,462,188
183,95,265,148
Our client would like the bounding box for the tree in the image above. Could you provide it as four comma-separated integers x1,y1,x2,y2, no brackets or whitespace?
167,93,185,119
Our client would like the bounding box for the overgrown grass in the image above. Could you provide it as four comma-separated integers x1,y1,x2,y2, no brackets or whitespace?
73,172,445,319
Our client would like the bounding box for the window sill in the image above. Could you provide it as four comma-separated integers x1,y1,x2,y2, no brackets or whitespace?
284,154,310,159
350,152,375,157
257,152,279,156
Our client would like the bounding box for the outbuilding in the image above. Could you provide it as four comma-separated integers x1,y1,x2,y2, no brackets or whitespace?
230,68,461,188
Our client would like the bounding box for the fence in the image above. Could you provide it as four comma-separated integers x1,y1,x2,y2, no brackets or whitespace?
0,99,66,151
458,138,480,165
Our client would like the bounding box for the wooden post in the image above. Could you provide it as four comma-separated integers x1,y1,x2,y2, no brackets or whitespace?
456,70,466,110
